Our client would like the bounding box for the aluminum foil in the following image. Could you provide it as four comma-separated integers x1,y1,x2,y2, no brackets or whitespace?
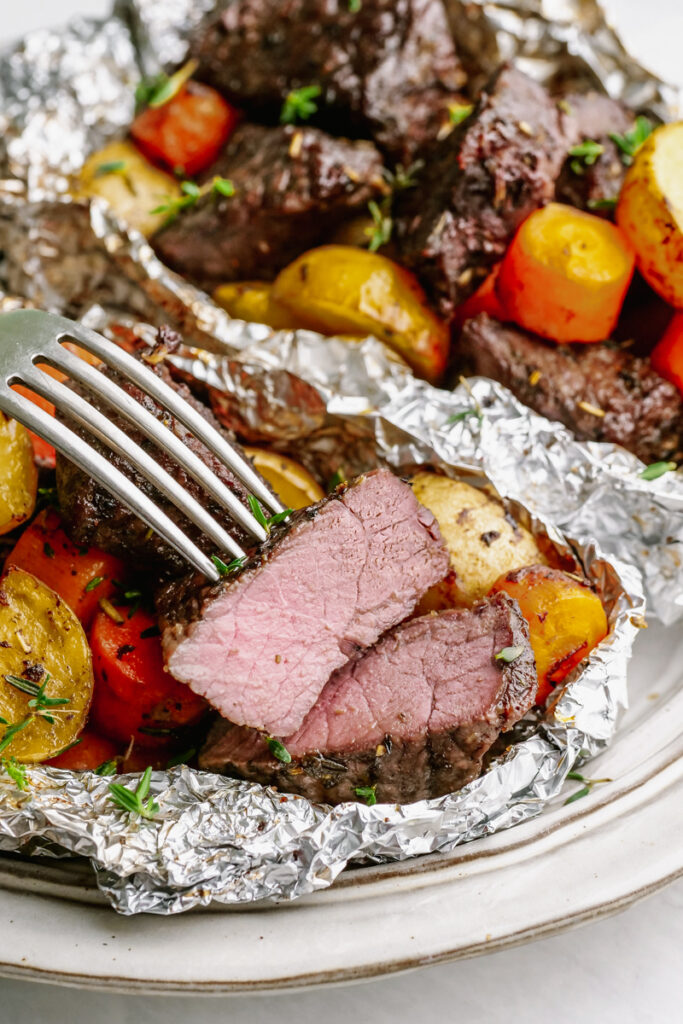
0,0,673,914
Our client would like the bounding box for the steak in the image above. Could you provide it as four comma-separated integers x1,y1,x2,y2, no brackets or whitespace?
160,468,449,737
56,334,267,579
198,594,537,804
393,64,573,318
555,93,633,214
458,314,683,463
191,0,466,161
151,123,386,288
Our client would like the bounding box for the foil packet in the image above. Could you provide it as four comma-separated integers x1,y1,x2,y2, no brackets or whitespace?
0,0,674,915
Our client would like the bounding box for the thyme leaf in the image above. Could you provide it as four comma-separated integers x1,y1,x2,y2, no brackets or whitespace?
211,554,247,578
355,784,377,806
84,575,104,592
494,645,524,663
448,102,473,126
2,756,28,791
266,737,292,764
95,758,118,777
280,85,322,125
640,460,677,481
135,58,199,112
587,197,617,212
609,116,654,166
365,199,393,252
568,139,604,175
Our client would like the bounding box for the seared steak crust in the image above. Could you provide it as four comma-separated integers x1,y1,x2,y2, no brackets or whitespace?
151,123,386,288
459,314,683,463
160,468,450,737
393,64,572,318
198,594,536,804
191,0,466,161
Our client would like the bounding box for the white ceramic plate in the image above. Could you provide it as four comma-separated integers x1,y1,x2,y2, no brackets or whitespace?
0,618,681,993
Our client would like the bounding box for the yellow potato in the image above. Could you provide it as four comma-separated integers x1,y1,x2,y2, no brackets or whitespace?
213,281,301,330
617,122,683,308
410,473,545,609
243,448,325,509
0,568,93,762
77,140,182,237
271,245,450,382
0,414,37,536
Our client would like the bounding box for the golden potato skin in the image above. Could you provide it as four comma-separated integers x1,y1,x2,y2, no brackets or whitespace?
271,245,450,382
77,140,182,237
616,122,683,309
213,281,301,330
410,473,545,609
0,414,37,536
0,568,94,762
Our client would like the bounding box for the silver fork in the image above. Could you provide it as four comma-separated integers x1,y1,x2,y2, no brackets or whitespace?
0,310,285,582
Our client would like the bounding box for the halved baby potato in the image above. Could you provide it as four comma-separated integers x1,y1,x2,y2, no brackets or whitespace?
77,139,182,237
617,122,683,309
0,567,94,762
243,448,325,509
213,281,301,330
0,414,38,536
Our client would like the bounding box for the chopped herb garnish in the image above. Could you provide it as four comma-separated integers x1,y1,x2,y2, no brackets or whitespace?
94,160,127,178
212,176,235,197
587,197,617,212
446,407,483,426
150,179,201,219
0,717,31,756
348,0,362,11
2,756,28,791
36,486,59,511
266,508,293,529
108,765,159,820
43,541,55,559
328,469,347,491
568,139,605,175
84,576,105,593
494,645,524,663
248,494,269,531
50,737,83,759
640,460,677,481
280,84,322,125
609,116,653,166
266,737,292,764
383,160,424,193
564,770,611,805
355,784,377,806
95,758,118,777
135,58,199,112
211,554,247,578
365,199,393,252
448,102,473,126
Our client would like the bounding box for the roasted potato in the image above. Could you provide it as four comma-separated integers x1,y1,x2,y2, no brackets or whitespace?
410,473,545,609
617,122,683,309
243,448,325,508
490,564,608,704
0,414,38,536
213,281,301,330
271,245,450,382
77,140,182,237
0,567,94,762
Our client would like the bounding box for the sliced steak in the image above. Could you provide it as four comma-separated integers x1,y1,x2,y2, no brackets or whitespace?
151,123,386,288
555,93,633,214
459,314,683,463
55,336,267,579
160,468,449,737
198,593,537,804
393,64,573,318
191,0,466,161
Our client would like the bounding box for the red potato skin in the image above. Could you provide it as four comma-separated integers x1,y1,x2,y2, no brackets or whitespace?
131,82,240,177
89,605,207,747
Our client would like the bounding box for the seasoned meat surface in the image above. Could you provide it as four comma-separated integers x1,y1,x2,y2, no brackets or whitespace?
199,594,537,804
56,340,266,580
151,123,386,287
459,314,683,463
393,65,573,318
191,0,466,161
555,93,633,214
159,468,449,737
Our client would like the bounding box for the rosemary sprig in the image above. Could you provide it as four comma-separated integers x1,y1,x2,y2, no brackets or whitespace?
280,84,322,125
108,765,159,820
564,770,612,805
211,554,247,578
0,672,72,755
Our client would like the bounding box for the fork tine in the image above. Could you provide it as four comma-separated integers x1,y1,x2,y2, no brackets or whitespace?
45,312,284,516
20,366,247,561
0,387,221,582
38,341,269,544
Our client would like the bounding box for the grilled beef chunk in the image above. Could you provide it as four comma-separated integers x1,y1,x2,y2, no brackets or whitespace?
152,123,386,288
159,468,449,737
198,594,536,804
191,0,466,162
56,346,266,580
555,93,633,214
459,314,683,463
393,65,573,319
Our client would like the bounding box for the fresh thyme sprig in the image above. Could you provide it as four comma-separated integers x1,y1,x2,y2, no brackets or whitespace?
365,160,424,252
211,554,247,578
280,84,322,125
568,139,604,175
0,672,71,755
2,756,28,791
609,116,653,166
247,496,293,535
135,58,199,112
151,176,235,221
108,765,159,820
355,784,377,806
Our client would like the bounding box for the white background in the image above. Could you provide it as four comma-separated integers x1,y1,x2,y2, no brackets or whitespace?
1,1,682,1021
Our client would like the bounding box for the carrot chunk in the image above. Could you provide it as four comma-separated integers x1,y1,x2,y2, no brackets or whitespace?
453,265,507,328
496,203,635,343
5,508,125,628
89,605,207,746
46,730,119,772
651,313,683,394
489,564,608,704
131,82,240,177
